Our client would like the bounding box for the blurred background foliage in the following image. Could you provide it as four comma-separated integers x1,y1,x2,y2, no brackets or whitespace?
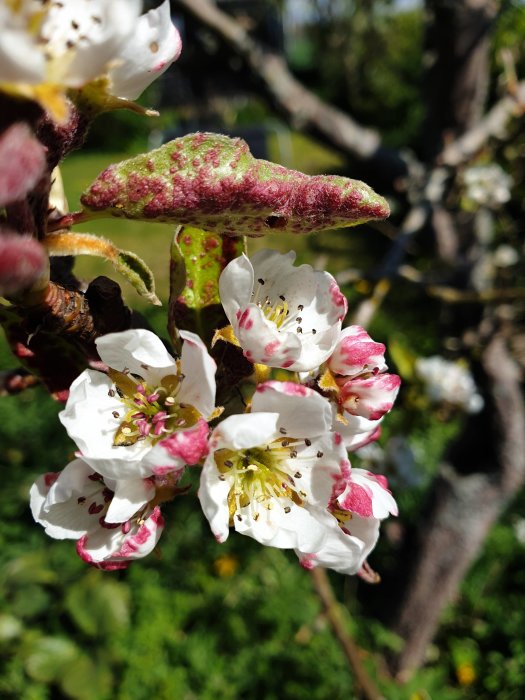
2,0,525,698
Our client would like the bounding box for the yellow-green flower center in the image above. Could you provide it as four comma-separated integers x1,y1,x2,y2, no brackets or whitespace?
109,368,200,447
214,439,309,524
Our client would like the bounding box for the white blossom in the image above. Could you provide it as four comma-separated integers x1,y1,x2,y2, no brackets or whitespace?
463,164,513,209
0,0,181,102
60,328,216,480
415,355,484,414
30,458,167,569
296,464,397,576
199,380,345,551
218,250,347,371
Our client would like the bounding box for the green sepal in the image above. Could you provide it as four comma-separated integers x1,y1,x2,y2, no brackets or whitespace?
45,231,160,305
69,77,158,120
114,250,160,306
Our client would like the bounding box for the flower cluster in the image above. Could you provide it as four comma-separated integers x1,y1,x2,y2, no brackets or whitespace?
463,163,513,210
415,355,484,414
32,250,400,576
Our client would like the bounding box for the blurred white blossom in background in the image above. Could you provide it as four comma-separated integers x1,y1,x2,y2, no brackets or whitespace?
415,356,484,414
463,163,513,209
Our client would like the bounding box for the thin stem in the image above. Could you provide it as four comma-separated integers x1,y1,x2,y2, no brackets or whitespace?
310,568,386,700
47,209,98,232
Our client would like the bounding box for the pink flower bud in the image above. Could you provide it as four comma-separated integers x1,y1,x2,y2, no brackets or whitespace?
0,232,48,296
0,124,46,206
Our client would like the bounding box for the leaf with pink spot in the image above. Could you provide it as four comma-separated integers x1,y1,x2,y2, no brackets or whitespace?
80,133,390,237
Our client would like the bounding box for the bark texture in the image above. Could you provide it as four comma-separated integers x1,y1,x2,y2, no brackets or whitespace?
393,334,525,675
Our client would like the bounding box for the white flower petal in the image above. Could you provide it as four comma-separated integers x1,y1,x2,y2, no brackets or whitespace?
296,514,380,576
59,369,153,476
179,330,217,418
30,460,109,540
234,304,302,367
95,328,175,378
44,458,95,508
77,505,164,570
109,0,182,100
30,473,59,527
234,501,329,551
198,463,232,544
44,0,141,87
340,373,401,420
209,413,279,451
252,381,332,437
0,14,45,83
337,468,398,519
335,412,383,452
328,325,387,376
105,478,154,523
219,253,254,321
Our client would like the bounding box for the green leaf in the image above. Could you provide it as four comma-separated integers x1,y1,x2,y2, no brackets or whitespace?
80,132,389,237
60,654,113,700
388,335,417,380
0,614,23,642
168,226,244,345
65,571,130,638
24,636,79,683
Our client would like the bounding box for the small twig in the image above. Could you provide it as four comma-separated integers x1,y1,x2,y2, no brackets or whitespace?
310,568,386,700
439,79,525,167
500,48,519,98
428,286,525,304
173,0,408,182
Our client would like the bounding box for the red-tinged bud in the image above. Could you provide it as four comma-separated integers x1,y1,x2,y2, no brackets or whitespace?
0,124,46,207
0,233,49,297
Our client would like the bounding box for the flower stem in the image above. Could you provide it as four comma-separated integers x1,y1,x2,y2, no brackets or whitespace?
310,568,385,700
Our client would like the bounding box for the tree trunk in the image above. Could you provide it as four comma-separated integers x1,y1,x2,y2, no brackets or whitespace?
421,0,499,161
391,333,525,676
